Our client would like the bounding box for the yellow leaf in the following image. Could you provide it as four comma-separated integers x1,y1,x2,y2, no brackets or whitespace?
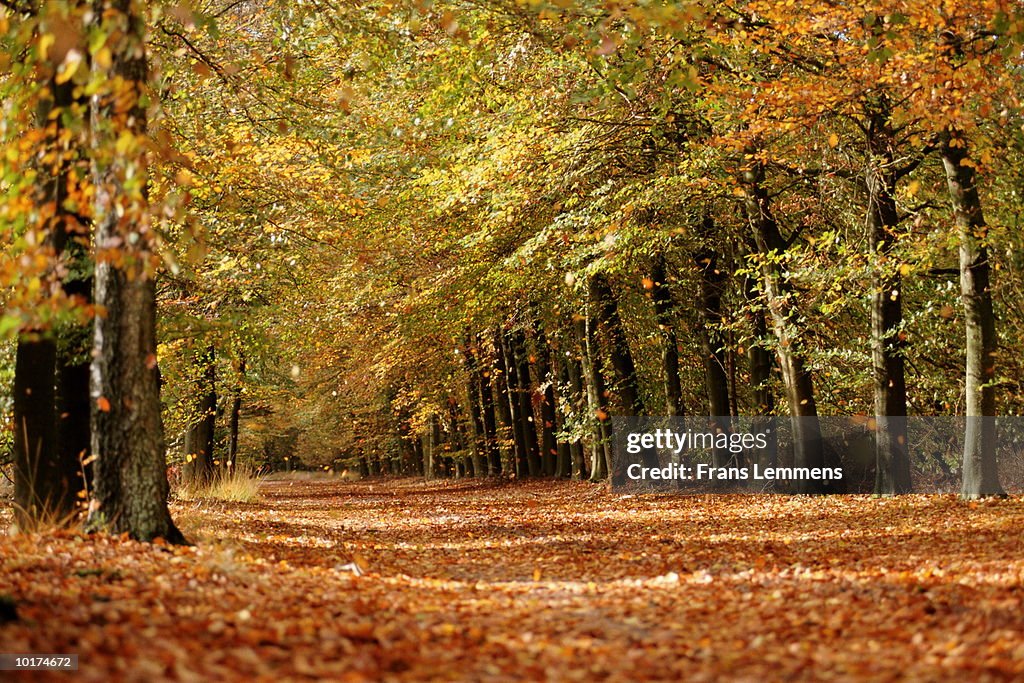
906,180,920,196
94,46,112,70
828,133,839,148
56,50,83,84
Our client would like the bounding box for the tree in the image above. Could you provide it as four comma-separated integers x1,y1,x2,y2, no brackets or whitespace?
86,0,183,543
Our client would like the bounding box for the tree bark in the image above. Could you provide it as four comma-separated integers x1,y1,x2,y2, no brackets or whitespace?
576,315,613,482
14,70,89,526
533,322,561,476
589,273,656,483
564,350,588,480
940,131,1005,498
489,331,515,475
86,0,183,542
743,261,777,471
499,331,531,478
739,158,825,493
866,103,912,495
183,345,217,485
509,329,542,477
693,219,734,469
477,355,503,476
13,337,58,525
650,254,684,417
226,353,244,475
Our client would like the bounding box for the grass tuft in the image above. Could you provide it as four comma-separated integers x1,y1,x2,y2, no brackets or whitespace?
175,464,265,503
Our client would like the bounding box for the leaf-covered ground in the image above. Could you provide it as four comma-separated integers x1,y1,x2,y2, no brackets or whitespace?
3,478,1024,681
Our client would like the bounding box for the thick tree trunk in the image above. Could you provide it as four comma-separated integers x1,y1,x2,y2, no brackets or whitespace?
940,132,1005,499
650,254,684,417
13,338,58,525
183,345,217,485
866,106,912,495
14,74,89,525
86,1,183,543
739,159,825,493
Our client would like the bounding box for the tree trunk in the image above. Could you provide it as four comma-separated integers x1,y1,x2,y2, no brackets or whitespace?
866,105,912,495
478,354,503,476
744,262,777,471
533,322,561,476
510,329,542,477
13,338,58,526
183,345,217,485
499,331,531,478
564,350,588,480
694,219,734,469
466,375,488,478
739,158,825,493
489,332,515,475
86,1,183,543
940,131,1005,499
576,315,613,482
589,273,656,483
14,72,89,526
553,351,574,479
226,353,244,475
651,254,684,417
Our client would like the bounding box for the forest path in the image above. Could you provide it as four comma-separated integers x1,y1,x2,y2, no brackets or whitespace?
3,478,1024,681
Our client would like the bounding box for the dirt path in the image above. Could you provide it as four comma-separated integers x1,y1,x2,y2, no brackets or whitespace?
3,478,1024,681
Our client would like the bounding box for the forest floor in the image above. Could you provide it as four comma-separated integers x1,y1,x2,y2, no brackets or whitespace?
2,478,1024,681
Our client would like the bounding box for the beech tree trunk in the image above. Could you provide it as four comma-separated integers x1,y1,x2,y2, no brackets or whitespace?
533,323,560,476
564,351,588,480
651,254,684,417
499,331,531,478
589,273,656,483
489,332,515,475
477,357,503,476
941,131,1005,499
183,345,217,485
576,316,612,481
226,353,244,475
739,158,825,493
866,102,912,495
693,219,734,469
744,262,777,470
510,329,542,477
13,338,58,525
14,73,89,525
86,0,183,543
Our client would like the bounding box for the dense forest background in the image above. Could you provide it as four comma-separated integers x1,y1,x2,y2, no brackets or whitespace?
4,0,1024,502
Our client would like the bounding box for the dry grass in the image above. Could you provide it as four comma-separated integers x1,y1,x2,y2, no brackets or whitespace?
174,464,265,503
